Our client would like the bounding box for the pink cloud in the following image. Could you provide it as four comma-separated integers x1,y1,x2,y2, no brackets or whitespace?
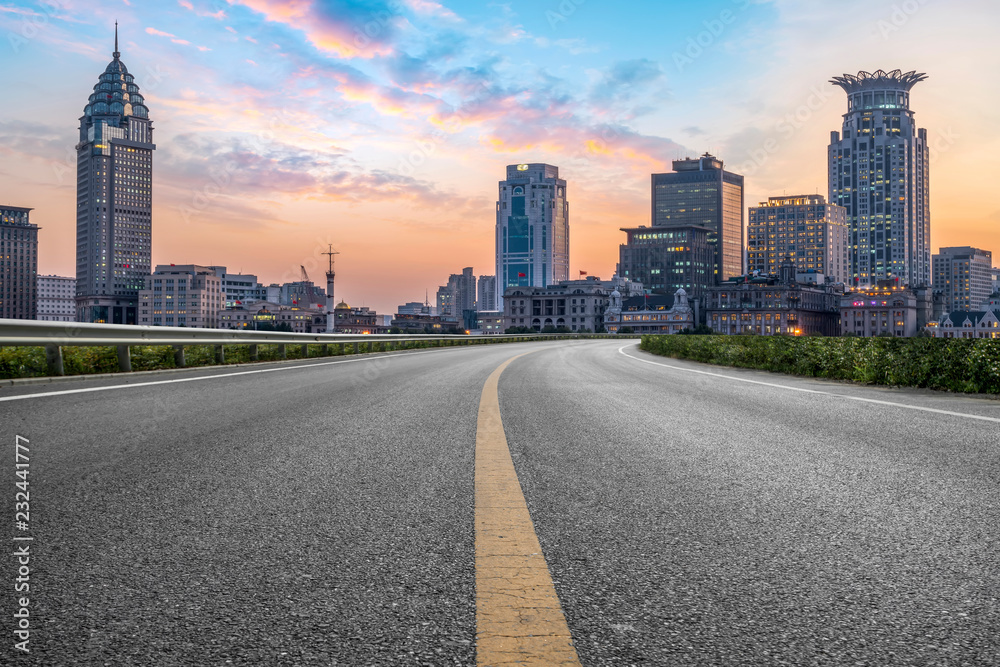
230,0,395,58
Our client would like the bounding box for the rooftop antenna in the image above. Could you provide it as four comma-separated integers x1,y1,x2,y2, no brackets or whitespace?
113,21,120,59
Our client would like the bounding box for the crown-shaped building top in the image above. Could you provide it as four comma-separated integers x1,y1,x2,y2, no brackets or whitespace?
830,69,928,93
83,22,149,120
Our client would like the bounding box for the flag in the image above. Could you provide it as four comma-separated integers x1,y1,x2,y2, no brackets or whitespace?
518,272,526,277
579,270,588,276
235,300,242,305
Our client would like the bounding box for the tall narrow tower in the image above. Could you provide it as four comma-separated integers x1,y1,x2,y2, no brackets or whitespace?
495,163,569,308
75,24,156,324
323,245,339,332
829,69,930,288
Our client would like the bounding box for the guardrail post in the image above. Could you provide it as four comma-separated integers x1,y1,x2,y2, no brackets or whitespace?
353,342,359,355
320,343,329,357
117,345,132,373
301,344,309,358
279,344,287,359
45,344,64,377
215,345,225,364
173,345,186,368
249,344,259,361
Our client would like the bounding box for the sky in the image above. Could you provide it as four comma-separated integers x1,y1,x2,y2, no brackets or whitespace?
1,0,998,314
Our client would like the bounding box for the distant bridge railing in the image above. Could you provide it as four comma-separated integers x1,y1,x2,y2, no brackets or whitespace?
0,319,626,378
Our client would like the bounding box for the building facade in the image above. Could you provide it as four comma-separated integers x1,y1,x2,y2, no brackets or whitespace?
839,282,920,337
604,289,695,335
477,275,497,312
706,273,841,336
932,246,993,314
503,277,622,332
218,301,325,333
651,154,744,284
618,225,715,299
495,164,570,307
829,69,930,287
138,265,223,327
1,206,39,320
37,275,76,322
210,268,268,308
748,195,849,283
75,28,155,324
333,301,388,334
933,309,1000,339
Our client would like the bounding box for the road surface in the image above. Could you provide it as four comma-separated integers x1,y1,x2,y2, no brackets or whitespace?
2,339,998,665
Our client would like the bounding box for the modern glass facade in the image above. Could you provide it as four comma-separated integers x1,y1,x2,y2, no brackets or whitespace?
618,225,714,299
75,27,156,324
828,69,930,287
651,154,743,283
495,164,569,308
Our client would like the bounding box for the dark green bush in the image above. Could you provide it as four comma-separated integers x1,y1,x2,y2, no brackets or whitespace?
639,335,1000,394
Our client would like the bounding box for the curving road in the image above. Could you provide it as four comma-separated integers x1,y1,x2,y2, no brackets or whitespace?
1,340,998,666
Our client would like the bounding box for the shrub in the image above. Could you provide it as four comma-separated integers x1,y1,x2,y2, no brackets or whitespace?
639,335,1000,394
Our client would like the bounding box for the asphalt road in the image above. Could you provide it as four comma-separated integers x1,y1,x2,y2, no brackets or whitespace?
1,339,998,666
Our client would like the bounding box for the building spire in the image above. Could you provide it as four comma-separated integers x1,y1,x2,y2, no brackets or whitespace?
113,21,120,59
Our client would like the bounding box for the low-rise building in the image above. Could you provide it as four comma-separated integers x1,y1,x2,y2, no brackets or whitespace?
839,281,920,337
139,265,224,328
604,288,695,334
474,311,505,336
503,276,628,332
333,301,388,334
707,270,841,336
218,301,326,333
391,312,447,333
933,308,1000,339
37,274,75,322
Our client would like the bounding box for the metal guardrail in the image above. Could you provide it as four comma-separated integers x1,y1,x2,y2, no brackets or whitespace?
0,319,625,377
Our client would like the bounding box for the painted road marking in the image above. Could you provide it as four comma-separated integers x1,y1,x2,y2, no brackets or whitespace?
476,354,581,666
0,347,478,403
619,344,1000,425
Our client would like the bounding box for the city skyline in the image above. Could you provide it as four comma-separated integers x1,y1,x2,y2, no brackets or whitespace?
1,0,999,315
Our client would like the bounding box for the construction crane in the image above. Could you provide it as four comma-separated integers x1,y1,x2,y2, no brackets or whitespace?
300,265,310,282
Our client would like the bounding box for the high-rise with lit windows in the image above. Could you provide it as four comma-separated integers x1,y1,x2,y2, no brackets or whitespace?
650,154,744,284
932,246,993,313
828,69,930,288
495,164,569,308
75,25,155,324
1,206,38,320
748,194,849,283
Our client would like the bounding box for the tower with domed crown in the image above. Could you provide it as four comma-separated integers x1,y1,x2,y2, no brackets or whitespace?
75,23,155,324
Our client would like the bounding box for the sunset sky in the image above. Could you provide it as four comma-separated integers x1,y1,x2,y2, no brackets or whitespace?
1,0,998,314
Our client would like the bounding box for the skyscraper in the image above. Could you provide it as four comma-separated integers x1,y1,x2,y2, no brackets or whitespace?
75,25,155,324
650,154,744,284
829,69,930,288
477,275,497,312
495,164,569,307
747,195,849,283
0,206,39,320
932,246,993,313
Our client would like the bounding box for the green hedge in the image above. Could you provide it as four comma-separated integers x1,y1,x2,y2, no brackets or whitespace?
639,335,1000,395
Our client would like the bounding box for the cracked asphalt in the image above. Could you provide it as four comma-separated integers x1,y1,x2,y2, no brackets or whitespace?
1,339,998,665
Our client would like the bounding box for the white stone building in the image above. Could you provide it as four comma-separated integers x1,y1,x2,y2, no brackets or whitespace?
37,275,76,322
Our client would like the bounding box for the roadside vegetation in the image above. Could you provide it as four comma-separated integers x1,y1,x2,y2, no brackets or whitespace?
639,335,1000,394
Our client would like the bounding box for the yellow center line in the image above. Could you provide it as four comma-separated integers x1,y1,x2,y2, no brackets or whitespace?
475,353,582,667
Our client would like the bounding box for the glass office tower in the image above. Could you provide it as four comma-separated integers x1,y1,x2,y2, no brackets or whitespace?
495,164,569,308
651,154,744,283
